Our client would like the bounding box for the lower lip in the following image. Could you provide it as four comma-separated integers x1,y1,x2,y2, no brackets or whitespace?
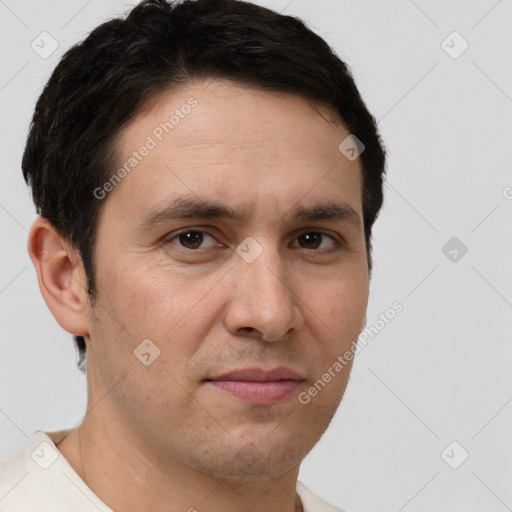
206,380,303,405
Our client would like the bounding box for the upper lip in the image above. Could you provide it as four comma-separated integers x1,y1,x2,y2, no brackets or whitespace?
207,367,304,382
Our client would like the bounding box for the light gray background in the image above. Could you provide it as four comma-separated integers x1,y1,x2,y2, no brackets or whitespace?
1,1,511,511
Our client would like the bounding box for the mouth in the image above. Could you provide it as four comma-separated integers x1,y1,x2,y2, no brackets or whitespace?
204,367,306,405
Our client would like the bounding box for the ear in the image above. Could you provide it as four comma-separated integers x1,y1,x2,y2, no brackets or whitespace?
27,217,89,337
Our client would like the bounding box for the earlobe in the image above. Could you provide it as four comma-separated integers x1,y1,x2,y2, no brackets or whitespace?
27,217,89,337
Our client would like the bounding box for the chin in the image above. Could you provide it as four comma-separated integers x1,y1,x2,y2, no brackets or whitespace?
188,427,312,480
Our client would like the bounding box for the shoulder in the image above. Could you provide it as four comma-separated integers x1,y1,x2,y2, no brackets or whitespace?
296,481,348,512
0,431,49,510
0,429,111,512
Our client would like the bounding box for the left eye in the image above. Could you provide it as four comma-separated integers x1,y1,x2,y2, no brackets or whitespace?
166,230,338,251
292,231,337,250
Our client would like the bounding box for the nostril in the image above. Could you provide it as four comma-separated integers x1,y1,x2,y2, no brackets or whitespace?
241,327,261,337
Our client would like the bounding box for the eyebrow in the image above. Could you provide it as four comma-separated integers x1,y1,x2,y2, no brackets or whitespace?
135,196,362,230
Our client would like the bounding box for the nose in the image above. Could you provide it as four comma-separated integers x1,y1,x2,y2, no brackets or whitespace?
223,242,305,343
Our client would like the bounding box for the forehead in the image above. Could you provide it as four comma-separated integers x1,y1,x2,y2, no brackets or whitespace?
107,79,363,220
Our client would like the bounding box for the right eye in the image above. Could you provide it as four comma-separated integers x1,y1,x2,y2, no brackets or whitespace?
165,229,220,250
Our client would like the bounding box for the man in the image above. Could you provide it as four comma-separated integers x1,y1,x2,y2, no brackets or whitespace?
0,0,386,510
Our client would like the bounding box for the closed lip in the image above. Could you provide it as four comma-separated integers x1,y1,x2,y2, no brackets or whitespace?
206,367,305,382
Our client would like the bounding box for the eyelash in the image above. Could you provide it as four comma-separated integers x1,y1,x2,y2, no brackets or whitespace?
164,229,342,253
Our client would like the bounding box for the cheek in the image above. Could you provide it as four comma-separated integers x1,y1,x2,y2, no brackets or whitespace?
102,262,193,326
89,263,218,407
97,263,222,364
307,271,368,344
299,276,366,409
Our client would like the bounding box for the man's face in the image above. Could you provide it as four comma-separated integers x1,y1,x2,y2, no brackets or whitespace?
85,79,368,479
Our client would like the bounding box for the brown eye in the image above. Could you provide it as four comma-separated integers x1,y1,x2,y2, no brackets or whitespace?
168,230,217,250
295,232,337,250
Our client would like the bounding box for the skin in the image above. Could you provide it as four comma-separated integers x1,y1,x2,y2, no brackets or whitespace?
28,78,369,512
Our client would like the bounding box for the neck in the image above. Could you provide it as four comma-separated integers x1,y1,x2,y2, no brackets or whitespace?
57,411,303,512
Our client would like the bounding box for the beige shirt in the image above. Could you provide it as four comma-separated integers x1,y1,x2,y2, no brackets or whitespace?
0,430,345,511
